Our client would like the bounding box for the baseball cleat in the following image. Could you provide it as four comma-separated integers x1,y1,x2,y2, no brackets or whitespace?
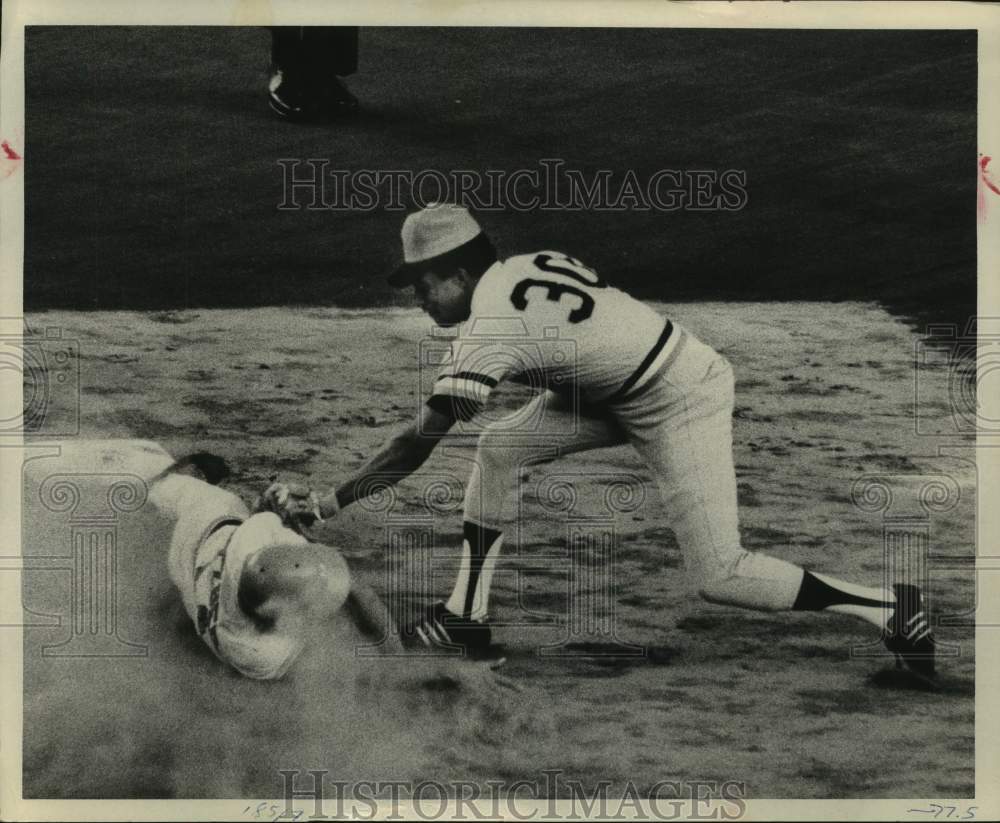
883,583,935,680
164,451,231,485
268,69,358,122
181,452,231,485
402,601,500,661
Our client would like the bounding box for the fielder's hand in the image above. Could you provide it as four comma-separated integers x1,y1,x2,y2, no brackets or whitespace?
254,480,324,535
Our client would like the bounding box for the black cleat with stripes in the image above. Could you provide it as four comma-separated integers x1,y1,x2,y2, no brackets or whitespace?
402,601,498,661
884,583,936,680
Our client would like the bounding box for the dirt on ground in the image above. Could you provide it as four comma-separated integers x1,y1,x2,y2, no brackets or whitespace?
21,302,975,799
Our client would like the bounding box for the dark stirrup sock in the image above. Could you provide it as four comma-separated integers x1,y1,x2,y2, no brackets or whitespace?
792,570,891,611
460,520,503,620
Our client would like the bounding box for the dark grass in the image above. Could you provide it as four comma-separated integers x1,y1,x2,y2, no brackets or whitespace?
24,27,976,331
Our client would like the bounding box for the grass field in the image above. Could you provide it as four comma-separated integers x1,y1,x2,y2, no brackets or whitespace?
24,27,975,329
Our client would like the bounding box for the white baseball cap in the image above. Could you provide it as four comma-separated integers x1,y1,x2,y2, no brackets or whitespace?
389,203,484,287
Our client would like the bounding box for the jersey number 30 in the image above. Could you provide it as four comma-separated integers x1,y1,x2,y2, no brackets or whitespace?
509,254,606,323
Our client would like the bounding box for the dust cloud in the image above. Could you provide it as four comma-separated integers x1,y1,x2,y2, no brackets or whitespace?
22,469,546,799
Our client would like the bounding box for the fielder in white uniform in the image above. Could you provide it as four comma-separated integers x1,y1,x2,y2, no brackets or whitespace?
289,204,934,679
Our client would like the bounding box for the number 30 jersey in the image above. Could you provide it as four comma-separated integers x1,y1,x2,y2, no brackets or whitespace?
427,251,678,421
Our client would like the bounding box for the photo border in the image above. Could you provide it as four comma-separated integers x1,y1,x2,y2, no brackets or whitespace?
1,2,997,820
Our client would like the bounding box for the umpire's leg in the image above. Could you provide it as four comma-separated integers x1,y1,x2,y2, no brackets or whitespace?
270,26,359,79
268,27,359,120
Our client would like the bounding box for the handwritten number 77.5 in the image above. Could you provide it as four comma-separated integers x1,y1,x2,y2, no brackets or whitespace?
907,804,977,819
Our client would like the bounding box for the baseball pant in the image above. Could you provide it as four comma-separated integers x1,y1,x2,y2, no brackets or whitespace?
462,325,804,611
270,26,359,78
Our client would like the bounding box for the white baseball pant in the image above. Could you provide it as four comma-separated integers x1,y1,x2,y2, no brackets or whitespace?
461,324,805,611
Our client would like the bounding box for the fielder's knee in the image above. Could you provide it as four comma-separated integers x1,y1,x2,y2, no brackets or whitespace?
693,553,745,607
694,549,803,612
475,423,517,458
469,428,528,489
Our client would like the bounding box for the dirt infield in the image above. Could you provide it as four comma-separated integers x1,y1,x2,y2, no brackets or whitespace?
21,302,975,798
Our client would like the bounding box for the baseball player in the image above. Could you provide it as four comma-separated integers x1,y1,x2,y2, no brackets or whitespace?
279,204,935,680
61,440,399,679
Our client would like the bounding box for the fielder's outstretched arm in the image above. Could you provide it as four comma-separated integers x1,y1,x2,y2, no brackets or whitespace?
319,404,454,517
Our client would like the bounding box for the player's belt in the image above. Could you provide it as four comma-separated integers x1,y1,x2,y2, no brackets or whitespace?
194,519,243,654
605,319,682,404
193,517,245,577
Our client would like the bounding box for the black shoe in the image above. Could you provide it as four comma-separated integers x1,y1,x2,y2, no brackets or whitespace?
884,584,935,680
173,452,230,485
268,68,358,122
402,601,497,659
